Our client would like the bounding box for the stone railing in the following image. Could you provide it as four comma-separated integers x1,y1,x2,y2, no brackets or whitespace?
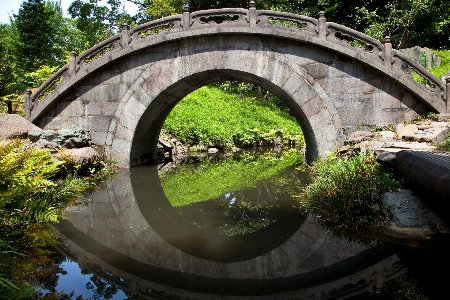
27,1,450,120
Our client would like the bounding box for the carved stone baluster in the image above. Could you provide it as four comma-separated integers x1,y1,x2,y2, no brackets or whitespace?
183,4,190,30
121,24,129,47
318,11,327,39
25,89,32,119
69,51,77,76
446,77,450,112
384,36,392,70
249,1,257,27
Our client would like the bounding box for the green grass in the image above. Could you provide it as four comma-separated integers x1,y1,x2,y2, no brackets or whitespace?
160,149,303,207
298,152,401,230
437,134,450,151
163,86,304,148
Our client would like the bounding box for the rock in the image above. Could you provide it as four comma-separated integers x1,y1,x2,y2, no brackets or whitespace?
377,152,396,166
71,147,101,167
382,189,449,230
346,131,373,143
416,124,431,130
56,147,101,175
0,113,41,140
438,113,450,122
355,140,383,152
231,146,240,152
381,141,436,151
208,147,219,153
28,125,90,148
430,122,447,128
399,47,442,69
375,130,397,142
395,124,418,139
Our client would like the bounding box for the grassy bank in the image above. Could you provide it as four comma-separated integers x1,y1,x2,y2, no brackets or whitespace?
298,153,401,230
162,86,304,148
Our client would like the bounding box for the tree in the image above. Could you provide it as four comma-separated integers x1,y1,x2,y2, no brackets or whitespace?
68,0,135,47
356,0,450,49
13,0,60,73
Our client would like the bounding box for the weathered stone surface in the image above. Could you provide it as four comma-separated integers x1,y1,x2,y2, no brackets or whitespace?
377,152,396,166
438,113,450,122
25,9,445,167
382,189,449,230
382,142,436,151
0,113,41,140
395,124,418,139
399,47,442,69
395,151,450,205
29,125,90,148
375,131,397,141
345,131,373,143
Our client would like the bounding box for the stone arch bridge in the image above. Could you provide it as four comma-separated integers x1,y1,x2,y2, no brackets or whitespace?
26,2,450,167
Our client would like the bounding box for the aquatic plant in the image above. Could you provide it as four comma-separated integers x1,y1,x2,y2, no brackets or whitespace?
298,152,401,230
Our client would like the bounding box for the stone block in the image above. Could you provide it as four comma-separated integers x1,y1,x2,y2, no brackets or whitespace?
86,116,112,132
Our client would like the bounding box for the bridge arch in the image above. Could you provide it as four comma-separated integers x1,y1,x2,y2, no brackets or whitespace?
121,37,343,165
27,5,449,167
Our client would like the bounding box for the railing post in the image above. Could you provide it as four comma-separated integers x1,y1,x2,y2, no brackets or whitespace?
25,89,32,119
121,23,129,47
249,1,257,27
318,11,327,39
384,36,392,70
446,77,450,112
183,4,190,31
69,51,77,76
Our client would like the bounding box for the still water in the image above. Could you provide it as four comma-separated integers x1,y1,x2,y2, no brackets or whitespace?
47,148,449,299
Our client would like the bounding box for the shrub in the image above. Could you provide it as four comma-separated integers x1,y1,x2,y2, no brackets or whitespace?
298,153,401,230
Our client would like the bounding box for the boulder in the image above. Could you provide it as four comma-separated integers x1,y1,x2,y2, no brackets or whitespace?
0,113,41,140
395,124,418,139
208,147,219,153
399,46,442,69
375,130,397,142
29,125,90,148
345,131,373,143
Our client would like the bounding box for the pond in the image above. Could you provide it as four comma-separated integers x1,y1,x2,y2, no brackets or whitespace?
36,148,449,299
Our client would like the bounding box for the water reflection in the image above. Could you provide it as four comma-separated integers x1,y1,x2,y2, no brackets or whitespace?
52,150,409,299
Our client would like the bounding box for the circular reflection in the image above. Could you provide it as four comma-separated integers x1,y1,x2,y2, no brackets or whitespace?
132,159,308,262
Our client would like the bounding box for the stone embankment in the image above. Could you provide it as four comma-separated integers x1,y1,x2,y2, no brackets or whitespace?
0,113,101,172
340,113,450,245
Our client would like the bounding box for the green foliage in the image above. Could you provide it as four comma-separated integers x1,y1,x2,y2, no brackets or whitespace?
0,139,117,297
163,86,304,148
428,49,450,78
298,153,401,230
437,134,450,151
355,0,450,49
161,148,303,207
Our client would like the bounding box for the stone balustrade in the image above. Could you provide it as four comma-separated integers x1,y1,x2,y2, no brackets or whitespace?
26,1,449,121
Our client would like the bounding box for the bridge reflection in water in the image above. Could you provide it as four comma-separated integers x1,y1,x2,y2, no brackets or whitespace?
54,168,405,299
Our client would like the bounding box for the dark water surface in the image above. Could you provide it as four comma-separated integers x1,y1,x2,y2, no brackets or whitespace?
48,150,449,299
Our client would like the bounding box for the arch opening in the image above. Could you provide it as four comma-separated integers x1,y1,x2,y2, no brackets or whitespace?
129,69,338,167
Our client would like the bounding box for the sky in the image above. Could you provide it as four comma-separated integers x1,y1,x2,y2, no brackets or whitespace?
0,0,139,24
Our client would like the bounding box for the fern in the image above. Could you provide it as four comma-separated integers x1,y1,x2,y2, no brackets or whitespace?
0,140,62,208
